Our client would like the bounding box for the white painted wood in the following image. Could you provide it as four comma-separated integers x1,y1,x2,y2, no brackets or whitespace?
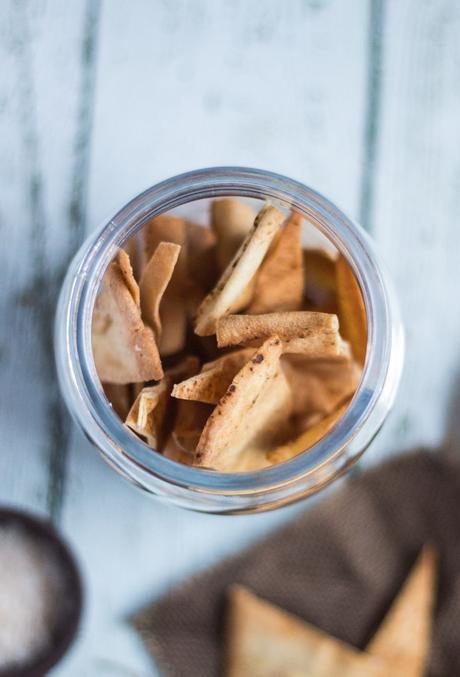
57,1,371,674
0,1,86,512
368,0,460,464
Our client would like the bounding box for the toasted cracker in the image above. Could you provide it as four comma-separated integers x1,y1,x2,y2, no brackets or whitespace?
103,383,133,420
226,586,388,677
119,249,140,305
268,402,349,464
336,254,367,364
248,211,304,313
125,380,170,450
195,204,285,336
366,546,436,677
211,198,256,270
194,337,292,470
92,255,163,384
140,215,188,356
139,242,181,338
125,355,200,451
304,248,338,313
281,355,362,420
216,311,349,359
172,348,254,404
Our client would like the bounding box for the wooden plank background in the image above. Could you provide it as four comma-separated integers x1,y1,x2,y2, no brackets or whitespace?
1,1,459,674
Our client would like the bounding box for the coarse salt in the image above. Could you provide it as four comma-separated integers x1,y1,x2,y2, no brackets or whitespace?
0,523,65,669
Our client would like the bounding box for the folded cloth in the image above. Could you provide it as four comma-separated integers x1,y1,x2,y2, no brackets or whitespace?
133,450,460,676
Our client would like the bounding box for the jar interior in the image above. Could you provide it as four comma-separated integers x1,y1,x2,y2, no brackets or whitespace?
90,195,368,475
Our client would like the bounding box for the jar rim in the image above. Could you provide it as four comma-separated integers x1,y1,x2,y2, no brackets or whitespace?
55,166,403,507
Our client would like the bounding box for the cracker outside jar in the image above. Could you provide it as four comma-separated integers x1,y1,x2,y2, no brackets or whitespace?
54,167,404,514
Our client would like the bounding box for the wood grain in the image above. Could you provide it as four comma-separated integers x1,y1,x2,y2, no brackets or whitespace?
0,0,93,516
367,0,460,462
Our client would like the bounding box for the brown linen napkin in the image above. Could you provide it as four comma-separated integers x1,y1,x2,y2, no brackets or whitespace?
133,450,460,676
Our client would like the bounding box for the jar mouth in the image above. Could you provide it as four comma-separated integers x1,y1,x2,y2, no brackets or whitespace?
56,167,403,499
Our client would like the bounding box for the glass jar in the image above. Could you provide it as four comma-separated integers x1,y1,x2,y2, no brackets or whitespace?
55,167,404,514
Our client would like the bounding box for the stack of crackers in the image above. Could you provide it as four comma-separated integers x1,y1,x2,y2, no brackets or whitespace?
92,199,367,471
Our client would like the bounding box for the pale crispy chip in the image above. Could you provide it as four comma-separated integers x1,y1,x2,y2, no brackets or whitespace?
103,383,133,420
194,337,292,470
140,215,188,356
366,546,436,677
226,586,388,677
172,348,254,404
336,254,367,364
211,198,256,270
248,211,304,313
125,355,200,451
268,402,349,464
139,242,181,338
217,311,337,346
216,311,350,359
120,245,141,298
195,204,285,336
281,355,362,420
304,248,338,313
92,255,163,384
125,380,170,450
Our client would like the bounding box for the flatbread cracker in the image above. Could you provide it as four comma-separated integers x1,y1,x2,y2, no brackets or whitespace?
248,211,304,313
226,586,388,677
118,249,140,306
125,380,170,450
366,546,436,677
172,348,254,404
126,355,200,451
336,254,367,364
268,402,349,464
140,215,188,356
92,255,163,384
194,337,292,470
139,242,181,338
216,311,350,358
211,198,256,269
195,204,285,336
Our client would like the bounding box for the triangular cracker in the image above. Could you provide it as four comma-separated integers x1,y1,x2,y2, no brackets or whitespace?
186,221,218,291
211,198,256,270
366,546,436,677
140,215,188,356
126,355,200,451
226,586,387,677
336,254,367,364
172,400,214,455
139,242,181,338
172,348,254,404
195,204,285,336
92,252,163,384
125,380,170,450
248,211,304,313
118,248,140,306
268,402,349,464
216,312,350,359
194,337,292,470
